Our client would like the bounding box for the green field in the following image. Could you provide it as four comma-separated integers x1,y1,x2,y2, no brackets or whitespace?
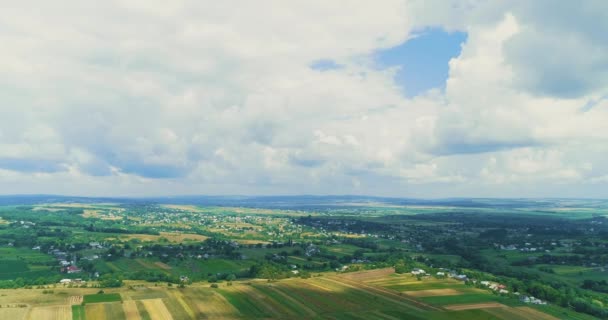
420,293,510,306
83,293,122,304
72,305,85,320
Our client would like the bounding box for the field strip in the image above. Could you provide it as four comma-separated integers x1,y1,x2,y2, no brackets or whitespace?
187,289,239,319
485,306,559,320
105,262,121,272
324,276,440,311
365,278,420,285
256,284,317,316
403,289,462,297
169,290,196,319
234,284,285,317
122,300,141,320
154,262,172,270
135,259,155,269
142,298,173,320
514,307,559,320
302,280,333,292
276,281,346,312
336,268,395,281
444,302,506,310
371,310,402,320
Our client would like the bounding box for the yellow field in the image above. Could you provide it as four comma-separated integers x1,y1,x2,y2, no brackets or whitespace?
234,239,270,245
81,210,121,221
142,299,173,320
183,288,239,319
115,232,208,243
404,288,462,297
27,305,71,320
122,300,141,320
0,306,29,320
85,304,106,320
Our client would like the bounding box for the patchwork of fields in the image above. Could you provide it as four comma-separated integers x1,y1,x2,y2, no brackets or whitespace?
0,268,573,320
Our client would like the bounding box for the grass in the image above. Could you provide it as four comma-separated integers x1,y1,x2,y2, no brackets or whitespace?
72,305,85,320
83,292,122,304
0,259,54,280
533,304,600,320
171,258,254,278
0,260,28,274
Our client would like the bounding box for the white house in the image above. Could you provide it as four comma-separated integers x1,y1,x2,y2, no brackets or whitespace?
411,268,426,275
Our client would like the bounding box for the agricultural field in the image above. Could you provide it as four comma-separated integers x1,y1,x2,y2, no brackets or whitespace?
0,196,607,318
0,269,565,320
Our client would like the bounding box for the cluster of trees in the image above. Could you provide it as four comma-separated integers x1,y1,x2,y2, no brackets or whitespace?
582,280,608,294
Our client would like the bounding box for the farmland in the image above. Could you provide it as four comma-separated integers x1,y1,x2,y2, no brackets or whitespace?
0,268,564,320
0,196,607,318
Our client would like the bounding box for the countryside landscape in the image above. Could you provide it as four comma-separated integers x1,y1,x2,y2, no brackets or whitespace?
0,196,606,319
3,0,608,319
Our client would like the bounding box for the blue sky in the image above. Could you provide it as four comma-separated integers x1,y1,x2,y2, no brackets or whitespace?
375,28,467,97
1,1,608,197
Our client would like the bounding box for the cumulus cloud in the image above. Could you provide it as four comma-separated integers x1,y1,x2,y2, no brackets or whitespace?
1,1,608,197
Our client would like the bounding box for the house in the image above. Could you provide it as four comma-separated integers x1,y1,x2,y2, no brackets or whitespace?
454,274,468,281
60,279,72,284
89,242,102,249
436,272,445,276
66,265,82,274
411,268,426,275
335,265,349,272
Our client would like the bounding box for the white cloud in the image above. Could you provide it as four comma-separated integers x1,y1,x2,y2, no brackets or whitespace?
0,1,607,197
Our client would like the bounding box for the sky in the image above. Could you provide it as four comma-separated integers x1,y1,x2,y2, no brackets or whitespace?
1,0,608,198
